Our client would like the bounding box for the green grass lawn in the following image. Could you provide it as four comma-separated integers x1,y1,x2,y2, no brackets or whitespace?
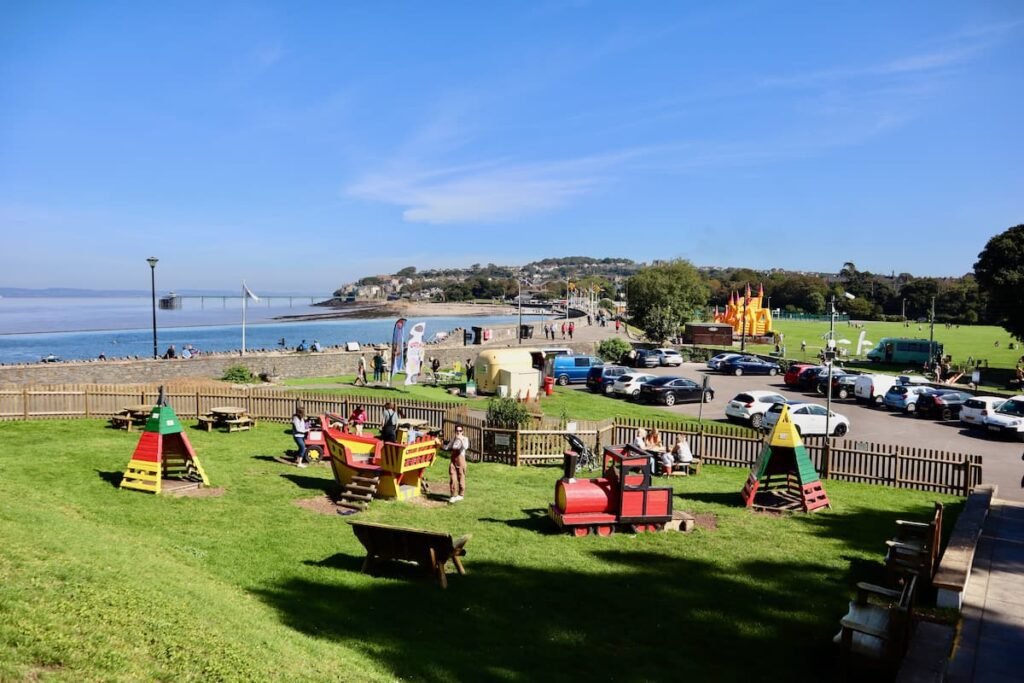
754,320,1021,368
0,419,960,682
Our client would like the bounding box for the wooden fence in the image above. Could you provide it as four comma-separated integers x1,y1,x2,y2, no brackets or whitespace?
1,385,983,496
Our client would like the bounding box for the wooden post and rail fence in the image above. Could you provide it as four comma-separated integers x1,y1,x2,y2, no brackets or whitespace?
0,384,982,497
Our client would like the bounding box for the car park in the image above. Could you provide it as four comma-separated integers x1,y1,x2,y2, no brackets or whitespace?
855,373,904,407
983,396,1024,440
585,365,628,394
960,397,1006,429
763,401,851,436
915,390,975,421
718,355,781,376
883,385,934,413
724,390,787,429
610,373,658,399
707,352,742,370
651,348,684,366
784,363,816,388
638,376,714,406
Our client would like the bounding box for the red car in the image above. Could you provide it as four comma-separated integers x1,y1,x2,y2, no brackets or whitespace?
784,363,816,388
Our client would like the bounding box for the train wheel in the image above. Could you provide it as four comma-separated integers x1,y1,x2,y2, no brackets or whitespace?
306,446,324,463
595,525,614,537
571,526,590,537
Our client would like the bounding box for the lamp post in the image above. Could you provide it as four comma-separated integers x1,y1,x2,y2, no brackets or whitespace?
517,279,523,344
740,290,749,352
146,257,159,359
929,295,937,365
824,292,854,474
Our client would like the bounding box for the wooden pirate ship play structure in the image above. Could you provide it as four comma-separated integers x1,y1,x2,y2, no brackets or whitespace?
120,388,209,495
740,404,830,512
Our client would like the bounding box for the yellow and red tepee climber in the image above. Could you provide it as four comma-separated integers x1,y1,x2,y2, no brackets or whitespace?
120,388,209,495
740,404,830,512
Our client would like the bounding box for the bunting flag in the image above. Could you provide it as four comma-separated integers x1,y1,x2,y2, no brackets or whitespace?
390,318,407,379
241,281,259,355
243,282,260,302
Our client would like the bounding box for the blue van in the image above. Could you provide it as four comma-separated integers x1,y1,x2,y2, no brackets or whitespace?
548,355,603,385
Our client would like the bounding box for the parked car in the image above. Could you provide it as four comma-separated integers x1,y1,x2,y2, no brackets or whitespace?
585,365,628,394
883,385,934,413
638,376,714,406
983,396,1024,440
610,373,658,399
854,373,904,407
960,396,1007,429
725,390,788,429
622,349,660,368
651,348,684,366
707,352,742,370
549,355,603,385
915,390,974,421
784,363,816,388
815,373,857,399
763,401,851,437
718,355,781,376
796,365,828,391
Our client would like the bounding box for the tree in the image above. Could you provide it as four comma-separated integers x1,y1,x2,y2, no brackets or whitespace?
974,224,1024,340
626,260,709,342
396,266,417,277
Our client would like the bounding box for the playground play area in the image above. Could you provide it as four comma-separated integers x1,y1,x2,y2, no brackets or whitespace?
0,413,963,682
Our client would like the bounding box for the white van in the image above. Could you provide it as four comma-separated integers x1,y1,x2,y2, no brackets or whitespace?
854,374,903,407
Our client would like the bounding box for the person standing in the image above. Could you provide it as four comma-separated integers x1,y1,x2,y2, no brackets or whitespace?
465,358,475,382
446,425,470,502
292,407,310,468
348,405,367,436
355,355,368,386
372,352,384,382
380,401,401,443
568,321,575,340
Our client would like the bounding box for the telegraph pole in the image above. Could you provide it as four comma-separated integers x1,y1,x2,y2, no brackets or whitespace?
929,295,937,364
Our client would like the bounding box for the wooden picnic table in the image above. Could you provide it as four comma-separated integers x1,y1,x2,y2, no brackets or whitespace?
210,406,248,419
110,404,154,431
198,406,255,432
398,418,429,429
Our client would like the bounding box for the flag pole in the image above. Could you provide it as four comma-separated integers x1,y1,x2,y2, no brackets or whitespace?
241,282,247,355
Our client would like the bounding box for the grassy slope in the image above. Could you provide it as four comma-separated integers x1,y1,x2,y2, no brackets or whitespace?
0,419,959,682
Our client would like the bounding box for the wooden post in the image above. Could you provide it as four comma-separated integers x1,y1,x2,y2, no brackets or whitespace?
84,388,90,418
22,388,28,420
195,391,201,419
515,429,521,467
962,454,972,497
821,441,831,479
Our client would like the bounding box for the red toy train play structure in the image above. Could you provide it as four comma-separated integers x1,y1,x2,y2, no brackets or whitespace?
549,443,673,536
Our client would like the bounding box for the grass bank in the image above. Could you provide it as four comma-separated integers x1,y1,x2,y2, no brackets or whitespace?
0,419,959,681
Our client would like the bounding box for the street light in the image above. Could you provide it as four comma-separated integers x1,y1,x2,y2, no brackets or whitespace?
517,279,523,344
823,292,855,469
146,257,159,359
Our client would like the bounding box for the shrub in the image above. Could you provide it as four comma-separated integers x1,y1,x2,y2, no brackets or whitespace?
485,397,532,428
221,365,258,384
597,337,632,362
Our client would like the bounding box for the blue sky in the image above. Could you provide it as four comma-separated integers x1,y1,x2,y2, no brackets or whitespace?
1,1,1021,294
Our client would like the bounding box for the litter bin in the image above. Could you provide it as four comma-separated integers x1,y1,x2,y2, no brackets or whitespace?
519,324,534,340
543,376,555,396
471,326,484,345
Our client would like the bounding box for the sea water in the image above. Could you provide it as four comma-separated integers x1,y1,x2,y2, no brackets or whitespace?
0,297,519,364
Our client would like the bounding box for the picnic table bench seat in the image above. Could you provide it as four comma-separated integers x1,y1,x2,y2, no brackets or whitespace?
196,415,218,431
885,502,943,579
835,575,917,677
223,416,254,432
348,520,470,588
109,414,136,430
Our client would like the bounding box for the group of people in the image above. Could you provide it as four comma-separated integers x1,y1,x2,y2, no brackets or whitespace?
542,321,576,340
161,344,200,359
630,427,695,476
289,402,471,503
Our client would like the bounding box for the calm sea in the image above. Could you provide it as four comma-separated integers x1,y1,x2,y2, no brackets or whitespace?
0,297,519,364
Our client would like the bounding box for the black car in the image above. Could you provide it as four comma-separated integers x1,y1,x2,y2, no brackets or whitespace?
585,365,628,394
638,376,714,406
916,390,974,420
717,355,782,376
796,365,827,390
815,372,856,399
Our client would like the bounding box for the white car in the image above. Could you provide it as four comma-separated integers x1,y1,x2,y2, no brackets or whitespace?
652,348,684,366
707,352,742,370
610,373,657,399
983,396,1024,441
960,396,1006,428
763,401,851,437
725,390,788,429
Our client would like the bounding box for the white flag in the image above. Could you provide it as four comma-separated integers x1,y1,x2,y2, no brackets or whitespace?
243,282,260,302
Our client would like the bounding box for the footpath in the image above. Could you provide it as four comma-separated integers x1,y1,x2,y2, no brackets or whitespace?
946,497,1024,682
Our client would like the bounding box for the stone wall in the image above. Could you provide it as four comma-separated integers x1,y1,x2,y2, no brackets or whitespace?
0,321,597,386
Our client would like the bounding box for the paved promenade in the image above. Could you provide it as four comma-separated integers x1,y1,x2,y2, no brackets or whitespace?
946,497,1024,682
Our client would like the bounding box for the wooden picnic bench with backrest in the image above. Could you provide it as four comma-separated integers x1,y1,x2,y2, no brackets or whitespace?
348,520,470,589
109,414,136,431
885,502,943,579
835,574,918,679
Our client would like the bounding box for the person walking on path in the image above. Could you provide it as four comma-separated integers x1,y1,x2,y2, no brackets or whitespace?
568,321,575,340
615,319,621,333
380,402,401,443
561,322,567,339
291,406,310,468
355,355,368,386
348,405,367,436
372,352,384,382
446,425,470,502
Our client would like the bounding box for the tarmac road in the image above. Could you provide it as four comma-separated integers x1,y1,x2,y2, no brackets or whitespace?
578,361,1024,501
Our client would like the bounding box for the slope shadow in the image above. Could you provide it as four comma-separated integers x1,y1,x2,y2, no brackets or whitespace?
279,472,336,494
96,470,123,488
478,507,554,533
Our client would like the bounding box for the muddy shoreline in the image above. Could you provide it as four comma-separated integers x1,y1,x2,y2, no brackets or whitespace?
274,300,525,323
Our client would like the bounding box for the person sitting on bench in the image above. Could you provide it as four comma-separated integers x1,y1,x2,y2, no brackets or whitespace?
659,438,694,475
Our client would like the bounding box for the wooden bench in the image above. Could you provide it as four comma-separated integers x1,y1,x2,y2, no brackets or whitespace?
933,485,996,610
885,502,943,579
196,415,218,432
109,414,135,431
835,575,918,678
348,520,470,588
223,417,254,432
